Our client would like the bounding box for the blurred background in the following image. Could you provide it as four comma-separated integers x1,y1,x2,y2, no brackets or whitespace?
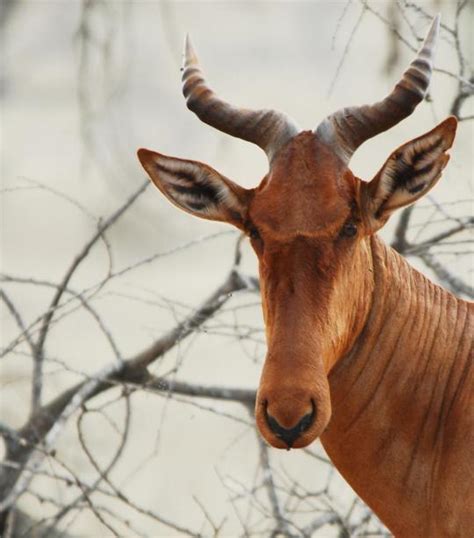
1,1,472,536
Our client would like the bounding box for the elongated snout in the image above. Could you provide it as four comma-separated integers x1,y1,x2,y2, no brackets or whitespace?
255,359,332,449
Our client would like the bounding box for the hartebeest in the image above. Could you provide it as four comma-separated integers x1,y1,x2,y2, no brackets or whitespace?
138,15,473,537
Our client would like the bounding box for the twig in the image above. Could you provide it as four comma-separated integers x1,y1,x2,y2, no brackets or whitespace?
42,396,133,535
31,180,148,413
145,375,255,405
327,5,366,97
302,512,341,537
405,219,473,255
0,290,37,358
257,435,293,537
418,251,473,298
0,261,251,514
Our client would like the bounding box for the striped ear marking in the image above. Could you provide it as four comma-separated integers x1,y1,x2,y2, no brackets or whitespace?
365,117,457,226
137,149,249,226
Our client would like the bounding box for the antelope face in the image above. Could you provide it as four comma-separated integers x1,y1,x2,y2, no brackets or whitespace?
138,16,457,449
248,133,367,448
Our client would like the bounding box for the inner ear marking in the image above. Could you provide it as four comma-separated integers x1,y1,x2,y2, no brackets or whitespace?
170,182,220,203
407,182,426,194
151,157,229,210
137,147,250,227
367,117,457,226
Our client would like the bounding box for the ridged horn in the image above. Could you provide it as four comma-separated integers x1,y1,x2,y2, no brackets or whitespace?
182,35,300,163
315,15,440,164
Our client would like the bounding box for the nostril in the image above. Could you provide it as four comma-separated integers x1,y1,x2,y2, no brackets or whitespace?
265,400,316,448
297,408,314,433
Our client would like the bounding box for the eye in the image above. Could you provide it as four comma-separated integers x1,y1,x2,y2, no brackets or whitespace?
249,227,261,241
248,227,264,252
341,221,358,238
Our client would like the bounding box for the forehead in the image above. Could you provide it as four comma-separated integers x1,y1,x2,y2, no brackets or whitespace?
249,131,355,238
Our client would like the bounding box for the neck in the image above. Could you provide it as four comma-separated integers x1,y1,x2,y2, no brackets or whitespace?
321,235,473,536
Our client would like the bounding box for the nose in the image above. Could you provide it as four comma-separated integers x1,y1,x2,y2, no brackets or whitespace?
265,400,316,449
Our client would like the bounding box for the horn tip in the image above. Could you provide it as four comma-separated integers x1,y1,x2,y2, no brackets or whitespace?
183,34,197,68
184,33,191,49
425,13,441,45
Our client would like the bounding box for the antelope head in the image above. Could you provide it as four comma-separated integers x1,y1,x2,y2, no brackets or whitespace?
138,16,457,449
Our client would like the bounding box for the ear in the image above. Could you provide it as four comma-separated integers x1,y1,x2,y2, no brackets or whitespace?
137,148,251,229
362,117,457,230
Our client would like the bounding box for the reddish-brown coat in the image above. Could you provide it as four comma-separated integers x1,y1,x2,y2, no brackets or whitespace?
322,237,473,536
138,116,473,535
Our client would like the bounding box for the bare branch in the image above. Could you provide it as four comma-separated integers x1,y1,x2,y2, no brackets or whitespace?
302,512,341,537
257,434,293,537
327,5,367,97
145,374,255,405
32,179,149,411
418,251,474,298
0,290,37,358
406,218,474,255
0,262,252,513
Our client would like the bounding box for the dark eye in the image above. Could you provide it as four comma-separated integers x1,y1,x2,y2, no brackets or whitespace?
341,221,358,238
249,227,261,241
248,227,264,252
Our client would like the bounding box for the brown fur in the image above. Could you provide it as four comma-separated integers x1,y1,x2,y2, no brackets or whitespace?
138,116,473,535
323,237,473,537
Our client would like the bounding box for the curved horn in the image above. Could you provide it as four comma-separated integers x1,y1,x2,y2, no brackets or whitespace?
315,15,440,164
182,35,300,162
